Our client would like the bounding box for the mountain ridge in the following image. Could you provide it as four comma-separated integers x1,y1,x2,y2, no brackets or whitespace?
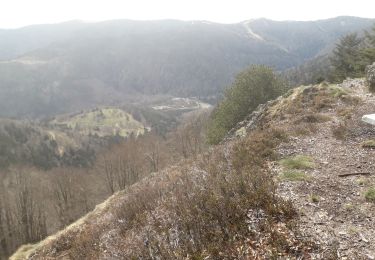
0,16,373,119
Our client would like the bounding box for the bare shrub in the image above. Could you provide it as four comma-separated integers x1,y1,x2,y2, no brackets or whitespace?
68,226,101,260
112,127,304,259
332,123,348,140
170,111,209,159
294,113,331,124
51,169,90,228
292,123,318,136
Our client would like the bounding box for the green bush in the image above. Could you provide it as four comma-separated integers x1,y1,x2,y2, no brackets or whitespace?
207,65,287,144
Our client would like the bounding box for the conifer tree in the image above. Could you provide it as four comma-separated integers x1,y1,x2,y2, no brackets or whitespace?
330,33,364,81
361,25,375,64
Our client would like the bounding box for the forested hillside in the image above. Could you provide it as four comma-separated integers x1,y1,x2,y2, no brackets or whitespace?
284,23,375,85
0,17,373,118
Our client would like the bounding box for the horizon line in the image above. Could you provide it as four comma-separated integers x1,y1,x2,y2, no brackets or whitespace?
1,15,374,30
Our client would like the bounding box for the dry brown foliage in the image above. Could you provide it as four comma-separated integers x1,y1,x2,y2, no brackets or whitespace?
107,127,308,259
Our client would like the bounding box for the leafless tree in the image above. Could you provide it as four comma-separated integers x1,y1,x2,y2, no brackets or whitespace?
14,171,47,244
0,180,13,258
103,156,117,194
172,111,208,158
51,169,90,228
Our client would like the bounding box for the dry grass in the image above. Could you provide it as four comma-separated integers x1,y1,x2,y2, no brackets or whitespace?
291,123,319,136
280,170,310,182
361,139,375,148
336,107,354,119
266,83,354,128
326,85,349,98
294,113,331,124
233,127,288,170
107,127,308,259
331,123,348,140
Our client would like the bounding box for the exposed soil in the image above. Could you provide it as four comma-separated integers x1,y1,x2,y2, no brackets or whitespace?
274,80,375,259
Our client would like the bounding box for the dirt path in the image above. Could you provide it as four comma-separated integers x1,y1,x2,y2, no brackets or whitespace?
274,82,375,259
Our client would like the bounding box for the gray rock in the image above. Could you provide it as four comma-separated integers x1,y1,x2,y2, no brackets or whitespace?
339,78,365,89
223,97,281,142
362,114,375,126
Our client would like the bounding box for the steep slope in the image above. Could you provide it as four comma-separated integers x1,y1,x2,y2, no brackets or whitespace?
273,80,375,259
0,17,373,118
230,79,375,259
12,79,375,259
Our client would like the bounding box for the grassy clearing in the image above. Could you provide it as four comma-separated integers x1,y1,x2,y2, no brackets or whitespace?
365,188,375,202
279,155,315,170
280,170,310,182
52,108,145,137
361,139,375,148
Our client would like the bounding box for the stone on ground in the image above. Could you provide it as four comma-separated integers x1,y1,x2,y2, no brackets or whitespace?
362,114,375,125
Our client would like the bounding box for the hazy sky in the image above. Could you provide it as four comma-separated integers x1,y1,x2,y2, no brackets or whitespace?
1,0,374,29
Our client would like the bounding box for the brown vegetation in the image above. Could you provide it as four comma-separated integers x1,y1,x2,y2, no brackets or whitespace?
0,170,47,259
13,124,315,259
1,110,209,259
11,80,370,259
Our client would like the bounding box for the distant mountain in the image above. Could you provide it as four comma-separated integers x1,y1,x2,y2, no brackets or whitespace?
0,20,88,60
0,16,373,118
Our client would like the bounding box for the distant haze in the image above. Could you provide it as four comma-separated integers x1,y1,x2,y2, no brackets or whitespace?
1,0,374,29
0,16,373,118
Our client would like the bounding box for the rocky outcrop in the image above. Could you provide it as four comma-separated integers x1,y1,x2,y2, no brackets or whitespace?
339,78,365,89
366,62,375,92
224,97,281,142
